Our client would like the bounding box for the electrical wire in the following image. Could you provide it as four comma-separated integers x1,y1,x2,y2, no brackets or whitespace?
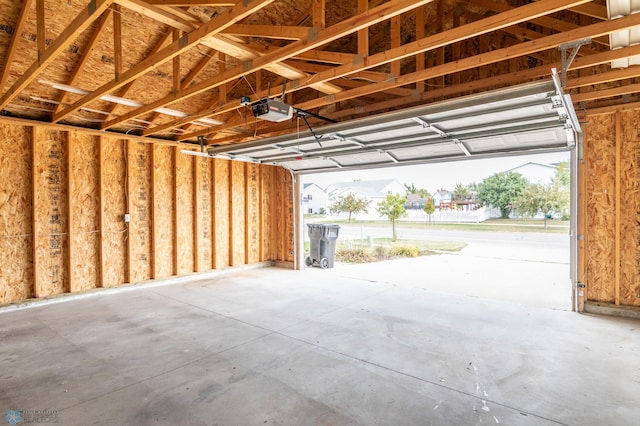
242,75,257,96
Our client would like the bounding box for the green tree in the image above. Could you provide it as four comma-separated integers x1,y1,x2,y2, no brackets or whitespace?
404,182,418,194
376,194,407,241
329,192,371,222
417,188,431,198
405,183,431,199
554,161,570,187
552,161,571,218
513,182,569,228
477,172,528,219
423,198,435,224
452,182,469,201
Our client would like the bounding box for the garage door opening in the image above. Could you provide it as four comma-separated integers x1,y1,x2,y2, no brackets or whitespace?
300,151,572,311
207,77,581,312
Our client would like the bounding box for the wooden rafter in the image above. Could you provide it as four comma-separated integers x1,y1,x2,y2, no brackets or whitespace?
0,0,34,94
181,11,640,140
470,0,610,48
179,0,596,126
117,1,343,94
567,3,607,20
53,0,276,123
295,12,640,112
102,0,435,131
0,0,115,110
571,83,640,103
113,4,123,81
36,0,45,63
145,0,235,5
567,67,640,89
107,30,172,118
54,8,114,114
223,24,311,40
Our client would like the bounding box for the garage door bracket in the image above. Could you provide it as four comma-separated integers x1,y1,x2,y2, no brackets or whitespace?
558,38,592,88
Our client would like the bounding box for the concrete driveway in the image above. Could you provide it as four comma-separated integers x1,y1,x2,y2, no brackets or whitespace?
324,226,571,311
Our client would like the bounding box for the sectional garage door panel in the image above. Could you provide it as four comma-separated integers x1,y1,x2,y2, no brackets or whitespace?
206,78,580,173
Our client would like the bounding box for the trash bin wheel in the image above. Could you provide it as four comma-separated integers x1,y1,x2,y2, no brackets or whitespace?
320,257,329,269
305,256,313,267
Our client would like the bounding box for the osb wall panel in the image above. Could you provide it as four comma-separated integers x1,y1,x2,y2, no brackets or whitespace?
231,161,246,266
584,115,616,303
213,159,230,269
619,111,640,306
274,167,294,262
127,141,152,283
100,137,127,287
34,129,69,298
195,157,212,272
0,124,33,303
176,150,194,274
69,132,100,292
283,170,295,262
260,165,273,261
0,121,294,304
583,112,640,307
152,145,175,279
246,163,261,264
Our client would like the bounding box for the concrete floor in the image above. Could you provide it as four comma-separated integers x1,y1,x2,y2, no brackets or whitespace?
1,260,639,425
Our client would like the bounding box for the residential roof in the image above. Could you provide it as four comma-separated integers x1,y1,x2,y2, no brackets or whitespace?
328,179,403,198
505,162,557,173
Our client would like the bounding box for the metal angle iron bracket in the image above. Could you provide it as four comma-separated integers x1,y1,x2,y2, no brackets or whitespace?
558,38,592,88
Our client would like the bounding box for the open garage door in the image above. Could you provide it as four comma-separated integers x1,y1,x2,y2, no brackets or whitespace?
206,74,581,311
206,76,581,174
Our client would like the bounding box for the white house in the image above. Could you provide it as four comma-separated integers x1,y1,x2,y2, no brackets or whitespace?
301,183,328,214
506,162,557,184
326,179,406,220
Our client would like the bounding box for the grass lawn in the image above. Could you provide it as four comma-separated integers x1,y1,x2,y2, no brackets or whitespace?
321,218,570,234
304,238,467,264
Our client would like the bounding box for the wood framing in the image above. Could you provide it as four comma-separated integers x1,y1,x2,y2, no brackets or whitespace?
0,120,293,304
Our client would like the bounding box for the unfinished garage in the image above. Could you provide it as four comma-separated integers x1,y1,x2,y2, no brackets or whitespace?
0,0,639,424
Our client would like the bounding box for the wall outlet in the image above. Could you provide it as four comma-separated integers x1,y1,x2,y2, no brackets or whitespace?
123,213,130,223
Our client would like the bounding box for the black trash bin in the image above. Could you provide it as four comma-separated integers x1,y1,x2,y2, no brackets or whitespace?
305,223,340,269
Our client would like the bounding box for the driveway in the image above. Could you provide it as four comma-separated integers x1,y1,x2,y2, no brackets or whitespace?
317,225,571,311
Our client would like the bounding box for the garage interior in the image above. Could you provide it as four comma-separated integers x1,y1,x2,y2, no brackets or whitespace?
1,0,640,424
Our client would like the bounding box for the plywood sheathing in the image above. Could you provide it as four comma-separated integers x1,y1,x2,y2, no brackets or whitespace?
583,112,640,308
0,120,292,304
213,158,230,269
0,123,33,303
260,164,274,261
246,163,261,264
100,136,127,288
68,131,100,292
175,146,194,275
618,111,640,306
126,141,153,282
33,129,69,297
584,114,616,304
152,145,175,278
194,156,213,272
230,161,246,266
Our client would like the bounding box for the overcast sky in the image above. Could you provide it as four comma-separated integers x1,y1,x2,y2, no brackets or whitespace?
301,151,570,192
